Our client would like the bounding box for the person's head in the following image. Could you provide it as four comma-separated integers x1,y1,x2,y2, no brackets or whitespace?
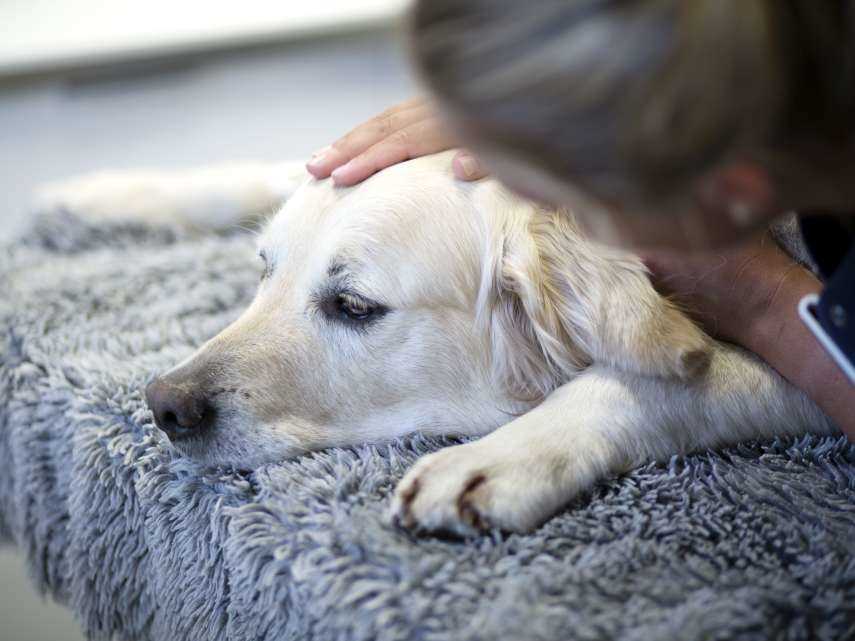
410,0,855,249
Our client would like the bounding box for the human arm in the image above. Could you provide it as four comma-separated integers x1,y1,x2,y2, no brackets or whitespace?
642,235,855,439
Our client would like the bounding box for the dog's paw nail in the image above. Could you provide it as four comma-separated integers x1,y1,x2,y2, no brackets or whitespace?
456,474,489,530
400,477,420,505
389,511,403,529
458,502,486,531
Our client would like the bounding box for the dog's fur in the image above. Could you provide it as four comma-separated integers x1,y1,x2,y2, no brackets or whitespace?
39,151,835,536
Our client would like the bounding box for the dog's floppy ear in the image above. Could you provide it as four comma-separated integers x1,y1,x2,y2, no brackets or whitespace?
477,206,592,400
477,202,710,400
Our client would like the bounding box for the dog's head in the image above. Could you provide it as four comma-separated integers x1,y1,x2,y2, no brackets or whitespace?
145,152,591,467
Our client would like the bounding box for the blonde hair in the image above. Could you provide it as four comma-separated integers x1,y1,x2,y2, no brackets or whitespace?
410,0,855,210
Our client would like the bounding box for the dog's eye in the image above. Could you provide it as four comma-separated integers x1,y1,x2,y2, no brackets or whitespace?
258,249,272,281
318,287,388,326
336,292,376,321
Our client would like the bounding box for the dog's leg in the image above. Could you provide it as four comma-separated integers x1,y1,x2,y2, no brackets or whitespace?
389,344,834,536
33,161,309,231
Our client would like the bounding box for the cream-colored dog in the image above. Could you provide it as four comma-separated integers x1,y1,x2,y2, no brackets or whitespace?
39,151,834,536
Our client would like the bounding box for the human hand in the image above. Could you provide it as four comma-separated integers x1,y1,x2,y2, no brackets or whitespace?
643,235,855,437
640,233,816,349
305,97,488,186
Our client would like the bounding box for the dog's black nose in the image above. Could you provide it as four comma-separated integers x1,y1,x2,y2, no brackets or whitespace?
145,377,213,441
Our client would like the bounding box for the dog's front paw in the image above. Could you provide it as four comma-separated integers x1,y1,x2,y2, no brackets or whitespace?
388,443,564,536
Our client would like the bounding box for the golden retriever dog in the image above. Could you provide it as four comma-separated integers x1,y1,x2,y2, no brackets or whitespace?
39,151,833,535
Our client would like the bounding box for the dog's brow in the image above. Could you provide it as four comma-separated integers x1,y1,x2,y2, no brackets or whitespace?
327,261,347,278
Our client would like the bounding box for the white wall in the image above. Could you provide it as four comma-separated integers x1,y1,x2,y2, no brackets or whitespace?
0,0,409,76
0,29,416,241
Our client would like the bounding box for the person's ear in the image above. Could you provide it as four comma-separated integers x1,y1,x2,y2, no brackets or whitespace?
694,161,781,230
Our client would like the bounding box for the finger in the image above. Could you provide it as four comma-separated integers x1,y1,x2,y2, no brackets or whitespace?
330,119,456,186
452,150,489,181
638,250,673,278
639,251,677,295
639,249,702,291
306,99,430,178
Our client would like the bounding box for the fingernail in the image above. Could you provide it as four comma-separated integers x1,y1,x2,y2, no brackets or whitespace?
307,146,332,170
330,161,352,185
457,154,481,180
311,145,331,158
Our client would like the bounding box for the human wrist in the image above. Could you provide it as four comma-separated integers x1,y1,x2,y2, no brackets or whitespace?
743,270,843,402
740,266,820,362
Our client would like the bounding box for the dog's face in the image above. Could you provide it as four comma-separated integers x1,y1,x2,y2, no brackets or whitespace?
146,154,534,467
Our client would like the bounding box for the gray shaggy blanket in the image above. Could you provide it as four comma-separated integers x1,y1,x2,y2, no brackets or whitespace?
1,212,855,641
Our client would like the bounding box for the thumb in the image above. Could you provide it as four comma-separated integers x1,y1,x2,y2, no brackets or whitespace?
637,249,675,281
637,248,701,296
452,150,489,181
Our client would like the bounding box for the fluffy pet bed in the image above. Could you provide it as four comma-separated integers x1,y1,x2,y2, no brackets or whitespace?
1,210,854,641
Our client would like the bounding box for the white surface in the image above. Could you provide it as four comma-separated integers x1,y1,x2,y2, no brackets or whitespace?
0,0,409,76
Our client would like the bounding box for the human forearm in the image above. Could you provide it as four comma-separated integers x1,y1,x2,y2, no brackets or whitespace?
744,270,855,439
644,236,854,439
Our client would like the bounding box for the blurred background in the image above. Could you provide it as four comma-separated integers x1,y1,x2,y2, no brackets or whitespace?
0,0,414,241
0,2,414,638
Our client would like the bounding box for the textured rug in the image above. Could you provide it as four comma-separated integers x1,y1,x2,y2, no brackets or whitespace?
1,211,854,641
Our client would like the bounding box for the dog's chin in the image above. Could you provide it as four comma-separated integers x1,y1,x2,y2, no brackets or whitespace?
164,428,306,471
